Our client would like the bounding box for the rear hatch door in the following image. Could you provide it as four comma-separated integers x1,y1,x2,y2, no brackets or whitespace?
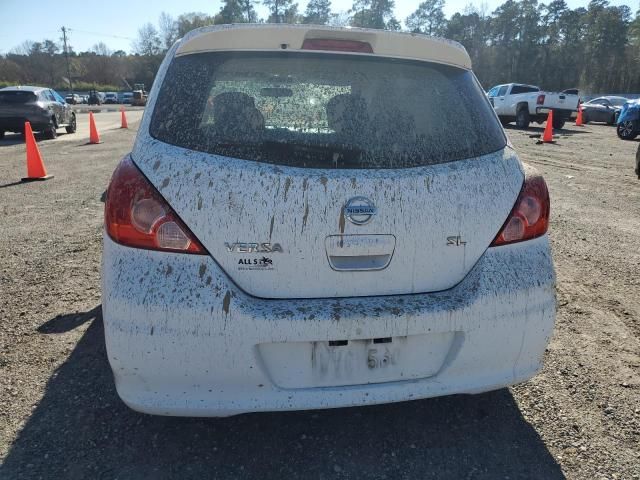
0,90,39,120
134,50,523,299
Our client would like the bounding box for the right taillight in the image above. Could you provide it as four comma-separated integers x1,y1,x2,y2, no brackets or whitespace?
105,156,207,254
491,175,550,247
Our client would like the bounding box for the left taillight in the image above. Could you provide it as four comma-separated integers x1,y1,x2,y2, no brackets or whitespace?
105,156,207,254
491,175,550,247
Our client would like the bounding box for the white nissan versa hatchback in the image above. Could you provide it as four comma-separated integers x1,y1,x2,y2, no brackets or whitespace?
103,24,556,416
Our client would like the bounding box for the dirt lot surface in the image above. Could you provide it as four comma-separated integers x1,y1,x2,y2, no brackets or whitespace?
0,118,638,479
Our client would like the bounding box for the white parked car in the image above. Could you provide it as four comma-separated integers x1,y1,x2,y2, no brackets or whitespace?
104,92,119,104
103,25,556,417
121,92,134,104
487,83,580,129
64,93,81,104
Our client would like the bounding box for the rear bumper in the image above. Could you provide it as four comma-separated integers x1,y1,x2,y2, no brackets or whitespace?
0,114,51,132
535,107,575,119
102,234,556,417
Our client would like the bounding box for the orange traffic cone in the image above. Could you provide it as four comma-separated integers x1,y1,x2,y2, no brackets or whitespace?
575,104,584,126
542,110,554,143
89,112,101,144
120,108,128,129
22,122,53,182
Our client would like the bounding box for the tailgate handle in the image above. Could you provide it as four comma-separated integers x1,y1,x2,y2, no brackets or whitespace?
325,235,395,272
328,254,392,271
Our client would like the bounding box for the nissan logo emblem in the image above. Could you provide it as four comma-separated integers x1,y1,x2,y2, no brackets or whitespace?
344,196,377,225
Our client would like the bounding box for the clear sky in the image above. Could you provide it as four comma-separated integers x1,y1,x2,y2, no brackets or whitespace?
0,0,636,54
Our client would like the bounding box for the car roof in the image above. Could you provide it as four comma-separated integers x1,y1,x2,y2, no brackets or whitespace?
589,96,627,102
0,85,47,93
176,24,472,70
604,96,628,101
491,83,538,89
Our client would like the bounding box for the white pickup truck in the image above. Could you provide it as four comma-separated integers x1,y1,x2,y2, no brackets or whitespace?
487,83,580,130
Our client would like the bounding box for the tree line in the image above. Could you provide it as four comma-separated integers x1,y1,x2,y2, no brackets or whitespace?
0,0,638,94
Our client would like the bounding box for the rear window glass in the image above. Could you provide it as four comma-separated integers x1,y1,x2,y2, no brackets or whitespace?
0,91,37,104
150,52,506,169
609,97,627,106
511,85,539,94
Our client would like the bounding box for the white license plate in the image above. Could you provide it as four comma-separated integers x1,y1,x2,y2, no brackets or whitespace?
258,333,457,389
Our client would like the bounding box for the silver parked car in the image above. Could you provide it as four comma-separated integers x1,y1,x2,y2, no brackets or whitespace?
581,96,628,125
0,86,77,140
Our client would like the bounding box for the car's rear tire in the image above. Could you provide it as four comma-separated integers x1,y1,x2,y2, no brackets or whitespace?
0,130,4,140
44,119,58,140
582,112,589,124
65,113,77,134
552,116,565,130
515,108,530,129
617,120,639,140
607,113,616,126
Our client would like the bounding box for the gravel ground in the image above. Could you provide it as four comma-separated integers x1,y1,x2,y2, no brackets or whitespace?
0,119,638,479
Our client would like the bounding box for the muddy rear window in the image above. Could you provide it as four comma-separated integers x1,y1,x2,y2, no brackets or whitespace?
0,91,37,104
150,52,506,169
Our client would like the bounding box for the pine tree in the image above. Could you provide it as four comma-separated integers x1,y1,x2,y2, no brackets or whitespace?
240,0,259,22
264,0,300,23
303,0,332,24
406,0,446,36
349,0,398,30
217,0,246,24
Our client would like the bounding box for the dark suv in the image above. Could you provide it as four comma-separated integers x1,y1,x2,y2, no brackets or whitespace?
0,86,77,140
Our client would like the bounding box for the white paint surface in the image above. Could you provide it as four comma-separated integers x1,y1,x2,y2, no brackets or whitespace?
101,26,556,416
102,234,555,416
